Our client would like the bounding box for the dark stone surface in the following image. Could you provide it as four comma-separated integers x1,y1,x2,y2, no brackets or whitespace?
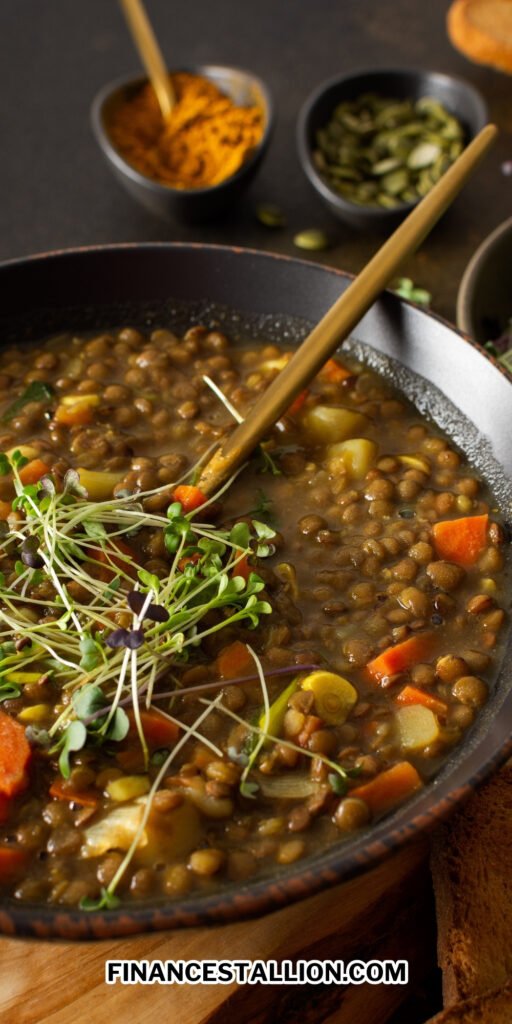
1,0,511,322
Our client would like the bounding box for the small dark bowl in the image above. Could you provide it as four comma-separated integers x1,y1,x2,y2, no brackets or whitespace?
297,67,488,230
457,217,512,343
91,65,274,224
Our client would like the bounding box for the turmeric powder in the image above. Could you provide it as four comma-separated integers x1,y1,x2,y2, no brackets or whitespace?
108,72,265,190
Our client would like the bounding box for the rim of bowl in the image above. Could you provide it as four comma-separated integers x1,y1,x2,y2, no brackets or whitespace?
297,66,489,219
90,64,274,197
0,241,510,938
456,215,512,337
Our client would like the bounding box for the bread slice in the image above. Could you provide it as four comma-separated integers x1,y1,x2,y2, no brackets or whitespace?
431,764,512,1005
447,0,512,73
426,980,512,1023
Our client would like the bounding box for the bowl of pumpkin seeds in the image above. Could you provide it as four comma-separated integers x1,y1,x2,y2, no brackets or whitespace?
297,68,487,229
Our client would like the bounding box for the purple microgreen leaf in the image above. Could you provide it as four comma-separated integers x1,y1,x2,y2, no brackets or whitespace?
145,604,168,623
127,590,145,615
105,628,130,649
125,628,145,649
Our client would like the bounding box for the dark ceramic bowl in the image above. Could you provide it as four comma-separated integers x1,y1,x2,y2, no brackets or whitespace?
91,65,273,224
0,243,511,940
297,67,488,230
457,216,512,343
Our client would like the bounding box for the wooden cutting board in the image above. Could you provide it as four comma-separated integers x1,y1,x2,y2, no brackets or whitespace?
0,836,434,1024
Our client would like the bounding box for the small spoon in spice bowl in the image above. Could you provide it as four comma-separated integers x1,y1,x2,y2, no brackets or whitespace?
92,6,273,224
119,0,176,119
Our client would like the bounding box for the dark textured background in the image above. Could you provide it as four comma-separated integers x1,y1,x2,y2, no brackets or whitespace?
0,4,511,1019
1,0,511,320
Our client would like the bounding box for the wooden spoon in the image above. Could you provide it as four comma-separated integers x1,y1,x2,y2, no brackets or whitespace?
197,124,497,496
119,0,175,118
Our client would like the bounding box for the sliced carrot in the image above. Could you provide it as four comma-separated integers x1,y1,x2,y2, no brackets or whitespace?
395,685,448,717
18,459,50,486
350,761,422,815
0,501,12,521
127,710,179,749
0,846,28,884
178,552,201,572
86,538,138,581
172,485,207,514
287,390,309,417
232,553,252,583
0,710,31,798
49,778,98,808
432,514,489,566
366,633,433,685
319,358,353,384
217,640,253,680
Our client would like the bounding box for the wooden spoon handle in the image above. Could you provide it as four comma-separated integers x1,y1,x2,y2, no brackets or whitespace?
119,0,175,117
197,124,497,496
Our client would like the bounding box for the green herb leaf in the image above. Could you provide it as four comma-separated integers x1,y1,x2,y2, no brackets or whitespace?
328,771,348,796
80,887,121,912
79,634,104,672
1,381,54,424
57,720,87,778
106,707,129,742
0,680,21,702
137,568,160,593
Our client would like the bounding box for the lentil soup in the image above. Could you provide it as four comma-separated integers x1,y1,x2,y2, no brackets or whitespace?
0,323,508,910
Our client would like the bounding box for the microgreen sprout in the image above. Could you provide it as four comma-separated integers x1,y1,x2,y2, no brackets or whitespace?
0,452,275,780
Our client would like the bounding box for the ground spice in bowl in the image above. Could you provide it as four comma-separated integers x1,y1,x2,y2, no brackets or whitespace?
107,71,265,190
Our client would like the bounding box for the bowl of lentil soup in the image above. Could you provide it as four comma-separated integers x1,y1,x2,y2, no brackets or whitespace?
0,243,510,939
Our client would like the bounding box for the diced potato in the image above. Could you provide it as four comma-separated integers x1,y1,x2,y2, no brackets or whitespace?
77,468,124,500
82,797,201,862
61,394,100,408
81,801,147,857
17,704,50,724
106,775,150,802
303,405,368,443
327,438,378,480
301,670,358,725
259,355,291,373
397,454,431,475
396,705,440,752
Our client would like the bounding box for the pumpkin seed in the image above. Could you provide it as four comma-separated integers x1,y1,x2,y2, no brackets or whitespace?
382,169,409,195
372,157,403,175
256,203,286,228
293,229,330,251
407,141,441,169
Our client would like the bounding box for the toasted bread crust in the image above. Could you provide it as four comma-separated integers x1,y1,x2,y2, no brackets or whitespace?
426,980,512,1023
431,764,512,1005
448,0,512,72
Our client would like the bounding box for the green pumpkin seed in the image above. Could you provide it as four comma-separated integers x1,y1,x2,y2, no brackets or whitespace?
256,204,286,228
407,142,440,169
293,229,330,251
372,157,403,175
377,192,401,208
382,169,409,195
